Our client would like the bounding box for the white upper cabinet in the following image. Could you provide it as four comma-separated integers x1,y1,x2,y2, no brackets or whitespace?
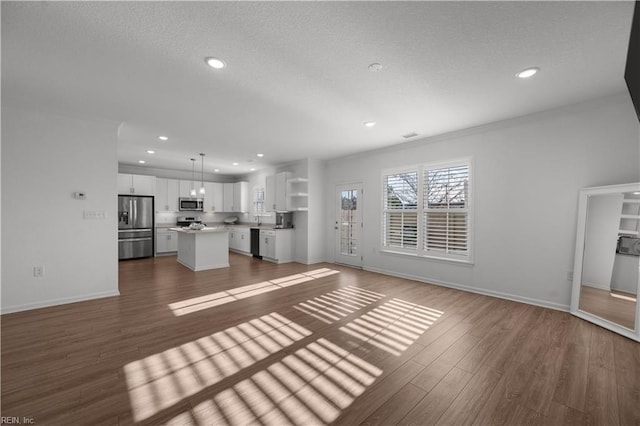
234,182,249,213
167,179,180,210
203,182,223,212
264,172,289,212
275,172,288,212
223,183,234,212
117,174,131,194
265,175,276,212
121,173,248,213
179,180,195,198
222,182,248,212
264,172,308,211
155,178,168,210
118,173,156,196
155,178,180,211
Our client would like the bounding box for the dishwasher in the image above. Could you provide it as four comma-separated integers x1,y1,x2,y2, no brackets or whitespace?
250,228,261,258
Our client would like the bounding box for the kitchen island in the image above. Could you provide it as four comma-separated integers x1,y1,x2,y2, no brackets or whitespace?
170,227,229,271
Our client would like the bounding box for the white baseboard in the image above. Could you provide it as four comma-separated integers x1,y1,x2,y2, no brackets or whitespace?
229,249,252,257
1,290,121,315
362,265,570,312
294,257,326,265
581,281,611,291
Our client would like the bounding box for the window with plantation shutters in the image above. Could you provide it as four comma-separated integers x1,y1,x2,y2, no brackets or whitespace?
383,171,418,250
382,159,472,262
424,164,469,257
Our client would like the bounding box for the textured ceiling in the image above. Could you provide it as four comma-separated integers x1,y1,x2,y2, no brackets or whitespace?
2,1,635,175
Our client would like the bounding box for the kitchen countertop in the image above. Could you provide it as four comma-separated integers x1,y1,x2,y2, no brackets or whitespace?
157,223,291,231
156,223,179,229
173,226,229,272
169,226,229,234
226,224,293,230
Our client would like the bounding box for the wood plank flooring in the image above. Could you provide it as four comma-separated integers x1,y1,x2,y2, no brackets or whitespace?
2,254,639,425
578,285,636,330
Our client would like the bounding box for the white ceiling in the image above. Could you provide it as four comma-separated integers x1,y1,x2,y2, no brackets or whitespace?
2,1,635,175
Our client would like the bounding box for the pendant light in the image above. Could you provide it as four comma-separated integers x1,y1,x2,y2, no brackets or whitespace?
199,153,206,195
190,158,196,197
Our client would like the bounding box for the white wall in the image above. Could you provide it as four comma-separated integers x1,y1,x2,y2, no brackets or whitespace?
1,106,119,313
324,93,640,310
582,193,623,289
307,158,326,264
244,157,326,264
611,254,640,294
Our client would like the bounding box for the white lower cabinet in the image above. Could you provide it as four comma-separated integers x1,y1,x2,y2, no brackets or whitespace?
260,230,276,260
228,227,251,254
227,226,293,261
156,228,178,254
259,229,294,263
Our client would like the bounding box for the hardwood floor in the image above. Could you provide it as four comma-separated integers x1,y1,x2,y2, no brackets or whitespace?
578,285,637,330
2,254,639,425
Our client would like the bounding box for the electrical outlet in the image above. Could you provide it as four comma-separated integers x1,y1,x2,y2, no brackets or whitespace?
567,271,573,281
33,266,44,277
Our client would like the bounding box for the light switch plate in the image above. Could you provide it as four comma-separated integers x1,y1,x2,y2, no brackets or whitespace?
83,210,107,220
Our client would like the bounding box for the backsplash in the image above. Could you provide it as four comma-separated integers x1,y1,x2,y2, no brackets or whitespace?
155,211,273,225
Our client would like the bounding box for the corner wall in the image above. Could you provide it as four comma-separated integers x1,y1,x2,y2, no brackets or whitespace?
1,106,119,313
324,93,640,310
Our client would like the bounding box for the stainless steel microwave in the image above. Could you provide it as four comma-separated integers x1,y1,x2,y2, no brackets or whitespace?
617,236,640,256
179,198,203,211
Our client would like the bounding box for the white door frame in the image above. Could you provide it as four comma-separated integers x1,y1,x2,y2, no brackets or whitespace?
335,183,363,268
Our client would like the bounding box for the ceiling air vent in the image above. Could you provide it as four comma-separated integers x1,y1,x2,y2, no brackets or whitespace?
402,132,419,139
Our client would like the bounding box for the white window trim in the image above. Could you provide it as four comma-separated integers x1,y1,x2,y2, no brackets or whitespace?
381,166,420,254
380,158,474,265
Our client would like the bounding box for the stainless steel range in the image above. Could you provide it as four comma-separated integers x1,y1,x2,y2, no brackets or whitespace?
176,216,202,227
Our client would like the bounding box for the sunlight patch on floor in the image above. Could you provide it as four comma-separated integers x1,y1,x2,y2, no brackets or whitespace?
165,338,383,426
340,298,443,356
610,291,637,302
124,313,311,422
293,286,385,324
169,268,340,316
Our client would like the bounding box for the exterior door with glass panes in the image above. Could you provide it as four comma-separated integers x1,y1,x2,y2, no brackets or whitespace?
335,184,363,267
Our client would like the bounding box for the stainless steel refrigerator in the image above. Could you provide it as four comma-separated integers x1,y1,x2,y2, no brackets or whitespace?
118,195,154,260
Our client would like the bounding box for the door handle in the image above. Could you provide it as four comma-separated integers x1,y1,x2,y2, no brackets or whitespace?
119,237,152,242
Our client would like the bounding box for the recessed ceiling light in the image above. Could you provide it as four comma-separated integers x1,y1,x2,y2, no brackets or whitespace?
516,67,540,79
214,169,220,173
368,63,383,72
138,160,146,164
232,162,239,166
205,57,226,69
146,150,155,154
633,191,640,195
364,121,376,127
250,168,256,172
257,153,264,157
158,136,168,141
